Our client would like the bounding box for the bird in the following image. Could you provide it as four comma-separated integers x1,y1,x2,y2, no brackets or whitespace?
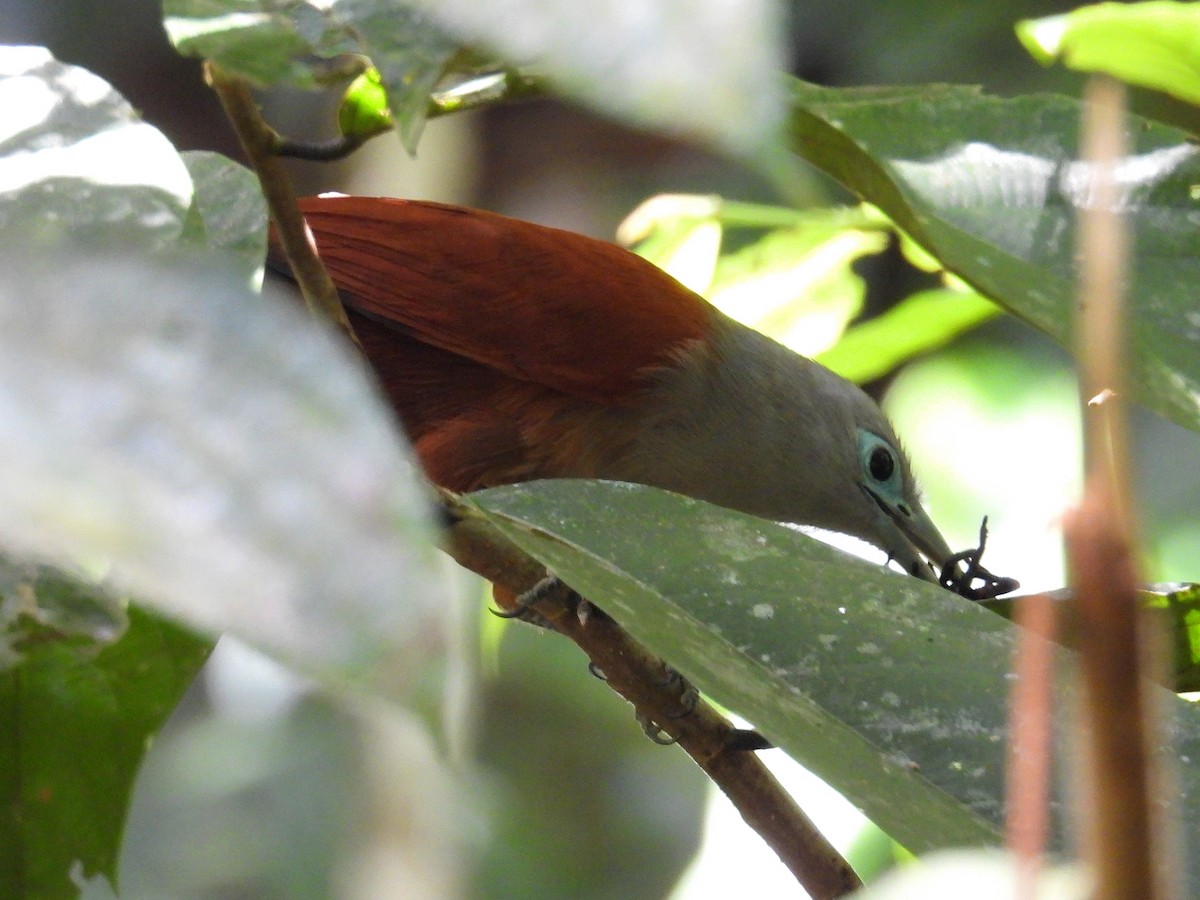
275,194,961,584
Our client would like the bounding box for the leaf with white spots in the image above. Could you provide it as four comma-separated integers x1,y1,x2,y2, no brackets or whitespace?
468,478,1200,881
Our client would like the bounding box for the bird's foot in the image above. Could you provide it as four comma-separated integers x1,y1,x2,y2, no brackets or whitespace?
628,664,696,744
940,516,1021,600
635,675,771,751
490,573,579,627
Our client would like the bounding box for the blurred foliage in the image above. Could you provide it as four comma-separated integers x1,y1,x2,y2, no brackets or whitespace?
118,690,364,899
473,625,707,899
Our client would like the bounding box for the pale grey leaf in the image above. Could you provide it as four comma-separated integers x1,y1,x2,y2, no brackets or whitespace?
0,247,453,698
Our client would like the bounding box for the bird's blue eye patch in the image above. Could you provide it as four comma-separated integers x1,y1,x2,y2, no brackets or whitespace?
857,429,906,510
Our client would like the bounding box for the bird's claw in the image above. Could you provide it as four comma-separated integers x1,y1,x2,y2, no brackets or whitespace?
633,665,700,744
491,574,576,625
940,516,1020,600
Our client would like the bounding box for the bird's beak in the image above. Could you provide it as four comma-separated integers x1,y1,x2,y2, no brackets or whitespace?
861,486,954,583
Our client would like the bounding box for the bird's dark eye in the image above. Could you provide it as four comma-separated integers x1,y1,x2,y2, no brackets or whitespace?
869,446,895,482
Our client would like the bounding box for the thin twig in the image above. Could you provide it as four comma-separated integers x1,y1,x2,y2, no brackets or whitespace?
274,69,547,161
1068,74,1168,900
203,62,361,349
440,490,863,899
274,133,368,162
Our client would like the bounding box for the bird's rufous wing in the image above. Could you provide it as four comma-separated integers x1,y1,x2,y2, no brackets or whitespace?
295,195,714,404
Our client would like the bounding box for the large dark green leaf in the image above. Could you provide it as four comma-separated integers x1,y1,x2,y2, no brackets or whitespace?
785,80,1200,433
466,479,1200,889
0,596,210,895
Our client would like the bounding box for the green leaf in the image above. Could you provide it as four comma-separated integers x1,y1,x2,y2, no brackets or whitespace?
1154,582,1200,692
0,596,211,896
0,46,192,247
984,582,1200,694
786,79,1200,433
163,0,786,155
817,287,1001,384
1017,2,1200,107
707,221,888,358
179,151,268,282
626,197,898,358
466,479,1200,883
163,0,460,152
161,1,324,85
470,481,1011,851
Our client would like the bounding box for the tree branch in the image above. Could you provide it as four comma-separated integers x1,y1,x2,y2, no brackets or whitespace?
204,62,361,350
440,489,863,899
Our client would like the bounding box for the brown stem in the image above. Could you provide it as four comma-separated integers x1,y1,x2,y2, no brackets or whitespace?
203,62,361,349
275,133,367,162
1006,592,1057,893
1069,74,1168,899
440,490,862,898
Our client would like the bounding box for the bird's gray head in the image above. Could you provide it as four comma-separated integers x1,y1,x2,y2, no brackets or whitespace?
798,375,953,583
630,319,955,582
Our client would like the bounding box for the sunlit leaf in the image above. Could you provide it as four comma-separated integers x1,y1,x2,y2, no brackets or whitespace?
622,195,838,294
630,216,723,294
708,223,887,358
786,79,1200,433
0,46,191,247
1018,2,1200,106
625,197,898,358
817,287,1001,384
